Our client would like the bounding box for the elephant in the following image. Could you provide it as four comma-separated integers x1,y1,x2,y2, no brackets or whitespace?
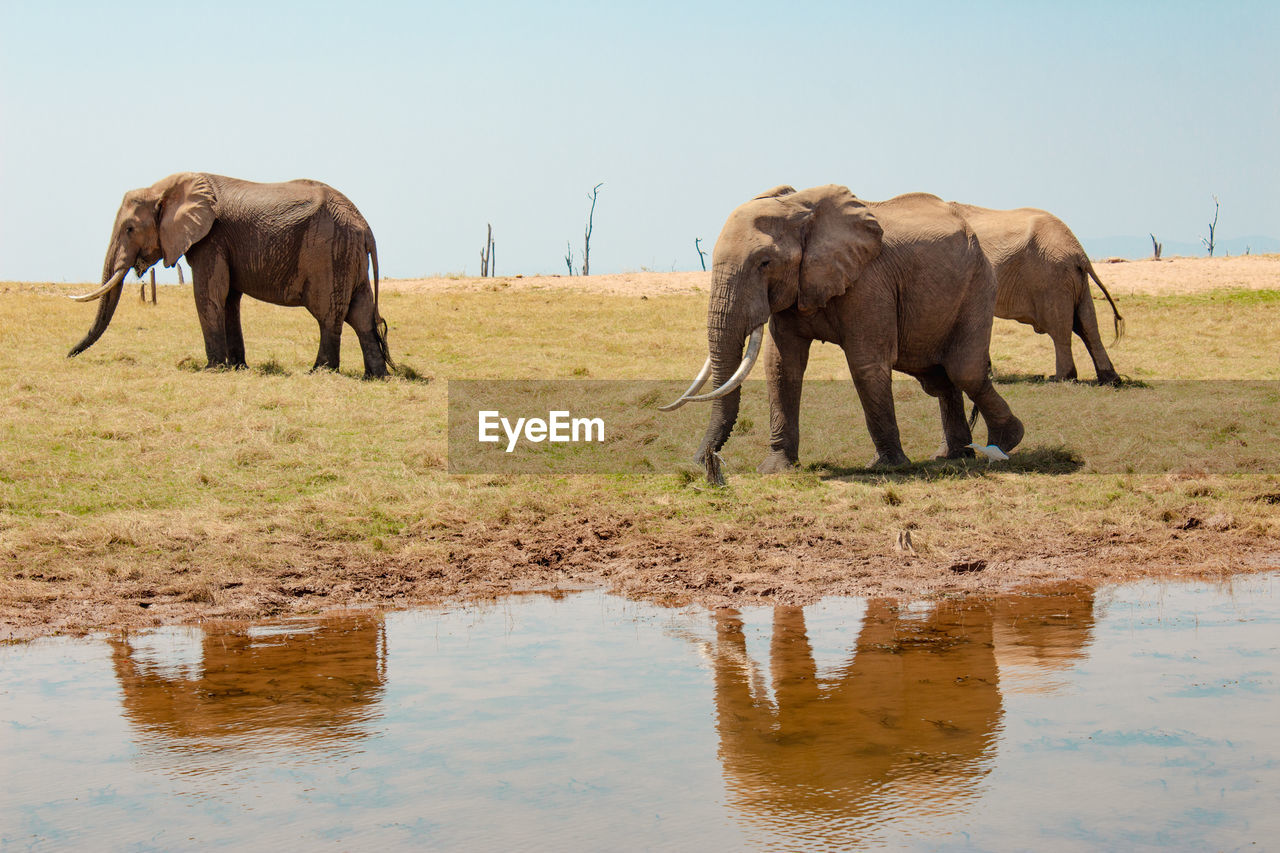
954,203,1123,385
704,589,1097,846
663,185,1024,471
69,172,393,378
710,600,999,844
109,615,385,743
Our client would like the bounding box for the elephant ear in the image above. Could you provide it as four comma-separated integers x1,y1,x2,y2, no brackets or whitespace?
753,185,796,200
155,173,216,267
797,185,882,315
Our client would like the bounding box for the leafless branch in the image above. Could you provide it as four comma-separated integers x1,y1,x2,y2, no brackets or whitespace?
1201,195,1219,257
582,182,602,277
1149,233,1162,260
480,223,494,277
695,237,707,271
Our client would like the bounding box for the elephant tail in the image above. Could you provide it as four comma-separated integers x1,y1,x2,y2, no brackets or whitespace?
1083,261,1124,344
368,232,396,371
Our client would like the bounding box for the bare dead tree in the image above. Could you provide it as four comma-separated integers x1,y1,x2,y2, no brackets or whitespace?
1150,233,1162,260
140,269,156,303
1202,195,1219,257
695,237,707,271
582,182,602,276
177,263,185,284
479,223,495,277
564,241,576,276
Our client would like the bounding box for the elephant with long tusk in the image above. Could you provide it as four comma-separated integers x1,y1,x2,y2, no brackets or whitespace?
69,172,393,378
664,185,1024,474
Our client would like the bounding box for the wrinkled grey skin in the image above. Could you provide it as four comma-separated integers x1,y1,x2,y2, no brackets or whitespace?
955,203,1122,385
71,172,391,377
695,185,1023,470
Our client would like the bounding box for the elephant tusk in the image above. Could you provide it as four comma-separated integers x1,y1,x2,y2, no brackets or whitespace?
69,269,127,302
682,324,765,404
657,357,713,411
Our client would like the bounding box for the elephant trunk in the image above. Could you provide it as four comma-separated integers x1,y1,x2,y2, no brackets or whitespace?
67,254,129,357
695,292,760,462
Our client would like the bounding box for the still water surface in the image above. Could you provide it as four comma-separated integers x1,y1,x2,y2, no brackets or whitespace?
2,574,1277,850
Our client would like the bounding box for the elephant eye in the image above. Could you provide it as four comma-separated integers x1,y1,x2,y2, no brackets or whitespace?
126,225,134,234
759,258,770,269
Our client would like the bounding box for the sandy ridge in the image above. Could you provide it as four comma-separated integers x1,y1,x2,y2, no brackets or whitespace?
382,254,1280,298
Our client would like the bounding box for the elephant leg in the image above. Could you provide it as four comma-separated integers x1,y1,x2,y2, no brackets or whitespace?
345,282,388,379
224,289,247,369
304,271,344,371
312,321,342,371
955,373,1023,453
760,323,811,474
847,358,908,468
1073,296,1120,385
1049,326,1078,382
917,367,973,459
190,250,232,369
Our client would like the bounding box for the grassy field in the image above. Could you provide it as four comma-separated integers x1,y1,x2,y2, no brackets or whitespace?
2,267,1278,638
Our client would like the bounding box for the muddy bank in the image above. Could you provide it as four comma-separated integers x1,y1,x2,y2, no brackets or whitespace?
5,511,1277,642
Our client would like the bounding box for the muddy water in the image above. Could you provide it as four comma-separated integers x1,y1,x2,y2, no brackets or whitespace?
2,575,1277,850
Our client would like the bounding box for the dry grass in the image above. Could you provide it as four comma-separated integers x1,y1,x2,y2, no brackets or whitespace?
1,259,1278,638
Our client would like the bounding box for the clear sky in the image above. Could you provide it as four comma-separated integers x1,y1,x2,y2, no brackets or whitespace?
2,1,1276,282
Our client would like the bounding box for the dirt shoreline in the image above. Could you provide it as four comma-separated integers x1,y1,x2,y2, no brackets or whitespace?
4,514,1278,643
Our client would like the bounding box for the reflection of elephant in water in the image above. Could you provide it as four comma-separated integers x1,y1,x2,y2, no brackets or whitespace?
70,172,393,377
992,582,1098,684
708,589,1096,845
664,185,1023,471
109,616,385,742
954,204,1123,385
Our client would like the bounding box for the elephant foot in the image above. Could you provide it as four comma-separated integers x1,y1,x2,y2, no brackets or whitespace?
1096,370,1122,387
1050,372,1078,383
757,450,798,475
869,449,910,469
935,444,976,460
987,415,1025,453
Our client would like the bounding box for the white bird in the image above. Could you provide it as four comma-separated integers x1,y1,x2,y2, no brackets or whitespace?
966,443,1010,461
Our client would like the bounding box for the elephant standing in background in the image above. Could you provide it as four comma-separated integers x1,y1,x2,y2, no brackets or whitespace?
664,185,1023,471
954,204,1123,385
70,172,393,378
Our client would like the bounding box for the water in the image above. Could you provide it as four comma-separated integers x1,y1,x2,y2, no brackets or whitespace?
2,575,1277,850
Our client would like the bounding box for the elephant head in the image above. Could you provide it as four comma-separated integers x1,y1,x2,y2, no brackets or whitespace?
68,172,216,357
662,185,883,460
